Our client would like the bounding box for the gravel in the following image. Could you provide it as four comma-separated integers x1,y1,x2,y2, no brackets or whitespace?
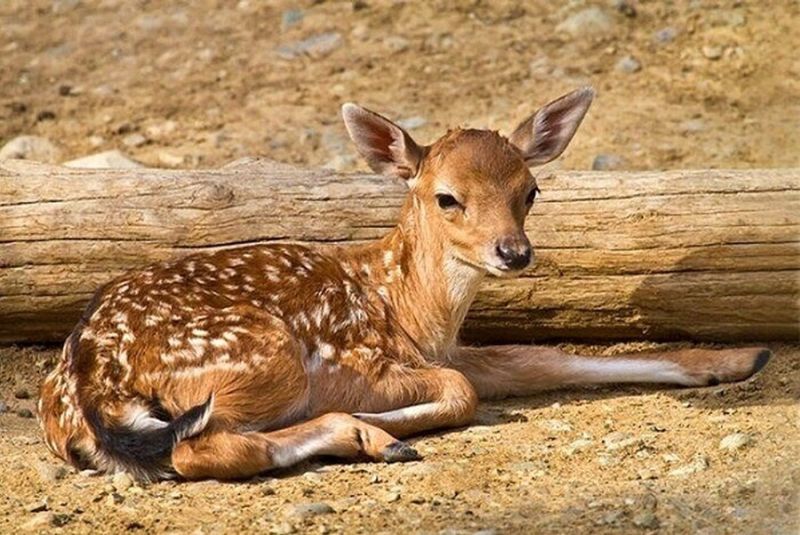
719,433,752,452
0,136,62,163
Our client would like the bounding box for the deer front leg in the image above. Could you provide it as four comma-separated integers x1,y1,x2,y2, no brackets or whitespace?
351,367,478,438
448,345,772,400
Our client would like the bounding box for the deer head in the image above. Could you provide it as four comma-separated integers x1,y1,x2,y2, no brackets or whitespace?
342,87,594,278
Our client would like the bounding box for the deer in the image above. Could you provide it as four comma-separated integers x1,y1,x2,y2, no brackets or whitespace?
38,87,771,481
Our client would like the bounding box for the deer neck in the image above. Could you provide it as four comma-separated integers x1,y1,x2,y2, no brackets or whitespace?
351,196,486,360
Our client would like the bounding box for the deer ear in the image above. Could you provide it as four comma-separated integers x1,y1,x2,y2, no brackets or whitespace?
509,86,595,166
342,103,423,180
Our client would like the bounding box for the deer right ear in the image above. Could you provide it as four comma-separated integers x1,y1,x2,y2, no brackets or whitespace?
342,103,423,181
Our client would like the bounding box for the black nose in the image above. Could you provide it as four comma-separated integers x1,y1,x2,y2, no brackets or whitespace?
495,241,532,270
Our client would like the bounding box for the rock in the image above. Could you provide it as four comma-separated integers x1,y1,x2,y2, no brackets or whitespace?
669,454,709,477
106,492,125,505
63,150,144,169
122,133,147,148
0,136,62,163
385,491,401,503
286,502,334,517
611,0,636,17
615,56,641,73
397,116,427,130
632,511,660,529
88,135,105,148
146,120,177,140
702,45,724,60
592,154,625,170
564,438,594,456
602,432,638,451
16,408,34,418
0,400,8,413
540,419,572,433
679,119,705,134
14,387,31,399
112,471,134,492
22,512,55,531
277,33,342,60
556,8,615,38
25,500,48,513
719,433,752,452
384,36,410,52
36,110,57,122
37,462,68,482
654,27,678,44
270,523,296,535
158,151,185,167
281,9,304,31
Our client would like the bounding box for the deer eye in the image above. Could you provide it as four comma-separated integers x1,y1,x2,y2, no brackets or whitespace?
436,193,461,210
525,186,541,205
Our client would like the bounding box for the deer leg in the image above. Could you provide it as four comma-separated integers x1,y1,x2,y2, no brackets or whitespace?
351,367,478,438
448,345,773,400
172,412,416,480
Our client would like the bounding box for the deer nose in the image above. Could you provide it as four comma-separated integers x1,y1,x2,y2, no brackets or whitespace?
495,238,532,270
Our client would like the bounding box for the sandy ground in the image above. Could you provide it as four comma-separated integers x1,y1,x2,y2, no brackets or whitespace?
1,1,799,533
0,343,798,534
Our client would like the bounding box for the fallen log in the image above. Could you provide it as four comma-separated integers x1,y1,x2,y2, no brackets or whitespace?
1,158,798,344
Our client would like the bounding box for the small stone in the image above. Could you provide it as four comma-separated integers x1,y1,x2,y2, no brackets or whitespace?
14,387,31,399
22,512,55,531
158,151,185,167
556,7,615,38
88,135,105,148
16,408,34,418
397,116,427,130
637,468,659,480
654,27,678,44
564,438,593,456
384,36,410,52
270,523,296,535
702,45,723,60
669,454,709,477
106,492,124,505
679,119,705,134
602,431,638,451
36,110,57,122
632,511,660,529
386,491,401,503
63,150,143,169
286,502,334,517
0,400,8,414
281,9,304,31
122,133,147,148
615,55,641,73
145,120,177,140
169,490,182,499
611,0,636,17
592,153,625,171
540,419,572,433
112,471,134,492
719,433,752,452
37,462,68,482
0,135,62,163
25,500,48,513
277,32,342,60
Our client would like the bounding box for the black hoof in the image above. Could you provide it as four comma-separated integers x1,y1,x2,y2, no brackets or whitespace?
381,441,421,463
751,348,772,376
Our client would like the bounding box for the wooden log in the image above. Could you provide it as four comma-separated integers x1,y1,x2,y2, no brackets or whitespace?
1,158,798,344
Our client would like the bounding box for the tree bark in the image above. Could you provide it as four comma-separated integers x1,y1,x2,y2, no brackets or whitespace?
1,158,797,344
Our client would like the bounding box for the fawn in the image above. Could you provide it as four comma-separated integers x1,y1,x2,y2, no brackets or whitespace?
39,87,771,481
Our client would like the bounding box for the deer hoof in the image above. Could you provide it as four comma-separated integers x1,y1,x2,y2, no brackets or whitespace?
751,348,772,377
381,441,421,463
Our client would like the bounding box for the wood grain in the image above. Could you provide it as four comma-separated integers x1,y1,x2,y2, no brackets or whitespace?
1,158,797,344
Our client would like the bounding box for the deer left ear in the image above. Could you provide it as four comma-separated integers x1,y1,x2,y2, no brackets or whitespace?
509,86,595,166
342,103,423,181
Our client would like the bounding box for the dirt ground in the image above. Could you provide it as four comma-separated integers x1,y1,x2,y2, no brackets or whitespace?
0,343,798,534
1,1,799,534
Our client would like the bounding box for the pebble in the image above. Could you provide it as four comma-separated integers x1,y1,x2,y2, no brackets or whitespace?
385,491,401,503
112,471,134,492
286,502,334,518
611,0,636,17
63,150,143,169
0,400,8,414
25,500,48,513
22,512,55,531
556,7,615,38
668,454,709,477
106,492,124,506
145,120,177,140
37,462,68,482
654,27,678,44
679,119,705,133
158,151,185,167
719,433,752,452
602,431,638,451
384,36,410,52
592,153,625,171
702,45,724,60
0,135,62,163
563,438,593,456
270,523,296,535
632,511,660,529
16,408,34,418
397,116,427,130
540,419,572,433
14,387,31,399
615,55,641,73
277,33,342,60
122,133,147,148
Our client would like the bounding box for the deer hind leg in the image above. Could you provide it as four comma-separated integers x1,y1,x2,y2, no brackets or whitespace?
351,367,479,438
172,412,416,480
